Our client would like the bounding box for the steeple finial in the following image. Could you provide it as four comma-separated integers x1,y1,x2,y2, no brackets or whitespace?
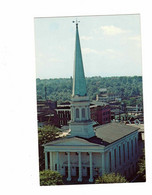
72,19,80,27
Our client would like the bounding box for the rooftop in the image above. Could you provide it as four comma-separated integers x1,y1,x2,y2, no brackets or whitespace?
91,100,108,106
44,122,139,147
127,123,144,132
95,122,139,144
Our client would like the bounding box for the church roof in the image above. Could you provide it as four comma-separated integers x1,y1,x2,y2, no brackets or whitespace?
95,122,139,144
44,123,139,148
44,136,103,147
72,23,87,97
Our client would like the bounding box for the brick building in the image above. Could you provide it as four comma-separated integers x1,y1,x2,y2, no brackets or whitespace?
55,104,71,127
37,100,58,127
90,105,111,125
37,100,111,128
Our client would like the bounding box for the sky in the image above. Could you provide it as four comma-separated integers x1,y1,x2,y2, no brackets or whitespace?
34,15,142,79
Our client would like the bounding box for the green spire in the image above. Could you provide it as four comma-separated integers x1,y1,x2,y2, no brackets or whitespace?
72,23,87,97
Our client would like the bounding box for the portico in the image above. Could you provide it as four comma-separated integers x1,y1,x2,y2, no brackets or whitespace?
44,123,139,181
44,138,106,182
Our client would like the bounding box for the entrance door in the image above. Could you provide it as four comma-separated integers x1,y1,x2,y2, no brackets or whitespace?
65,166,68,176
76,167,79,177
87,167,90,177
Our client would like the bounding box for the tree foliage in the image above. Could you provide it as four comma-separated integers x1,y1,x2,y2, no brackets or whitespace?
38,125,61,171
95,173,127,184
137,150,146,181
38,125,61,145
36,76,143,105
40,170,63,185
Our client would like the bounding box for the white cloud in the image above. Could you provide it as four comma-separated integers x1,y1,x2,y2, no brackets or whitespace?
128,35,141,41
82,48,98,54
128,35,141,48
81,36,93,40
82,48,99,54
58,45,65,51
82,47,120,59
105,49,115,53
104,49,121,59
49,57,62,62
100,25,127,35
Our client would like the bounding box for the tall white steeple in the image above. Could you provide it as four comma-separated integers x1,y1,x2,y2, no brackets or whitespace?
72,21,87,97
69,21,95,138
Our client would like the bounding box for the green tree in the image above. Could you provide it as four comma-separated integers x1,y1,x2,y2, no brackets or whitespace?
40,170,63,185
38,125,61,171
36,76,143,103
137,150,146,181
95,173,127,184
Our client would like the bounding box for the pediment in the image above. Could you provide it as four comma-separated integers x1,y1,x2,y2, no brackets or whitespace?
45,137,100,147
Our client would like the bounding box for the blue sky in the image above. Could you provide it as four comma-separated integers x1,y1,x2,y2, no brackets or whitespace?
34,15,142,79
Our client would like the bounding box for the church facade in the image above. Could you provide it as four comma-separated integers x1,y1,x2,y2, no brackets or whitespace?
43,22,139,182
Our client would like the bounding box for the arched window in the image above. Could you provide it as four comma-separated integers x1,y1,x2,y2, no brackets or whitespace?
76,108,79,118
82,108,85,118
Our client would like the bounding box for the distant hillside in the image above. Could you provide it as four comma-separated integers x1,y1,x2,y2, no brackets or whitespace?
36,76,143,105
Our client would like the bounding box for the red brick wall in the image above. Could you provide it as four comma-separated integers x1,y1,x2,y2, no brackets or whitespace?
90,105,111,125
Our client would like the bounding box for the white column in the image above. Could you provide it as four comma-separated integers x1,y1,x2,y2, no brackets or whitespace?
129,139,132,162
80,108,82,120
57,152,59,172
109,150,112,172
73,107,75,121
123,143,126,165
111,149,114,171
50,152,53,170
126,141,129,162
101,152,105,175
71,107,73,121
121,144,124,166
67,152,71,181
136,136,139,158
89,152,93,182
132,138,135,160
134,137,137,160
106,152,109,173
135,137,138,158
87,106,90,120
116,146,119,169
45,152,48,170
85,107,87,120
78,152,82,182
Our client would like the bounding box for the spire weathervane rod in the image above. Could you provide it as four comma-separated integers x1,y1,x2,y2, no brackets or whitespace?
72,19,80,26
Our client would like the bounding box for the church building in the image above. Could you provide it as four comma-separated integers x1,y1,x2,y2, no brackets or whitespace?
43,21,139,183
